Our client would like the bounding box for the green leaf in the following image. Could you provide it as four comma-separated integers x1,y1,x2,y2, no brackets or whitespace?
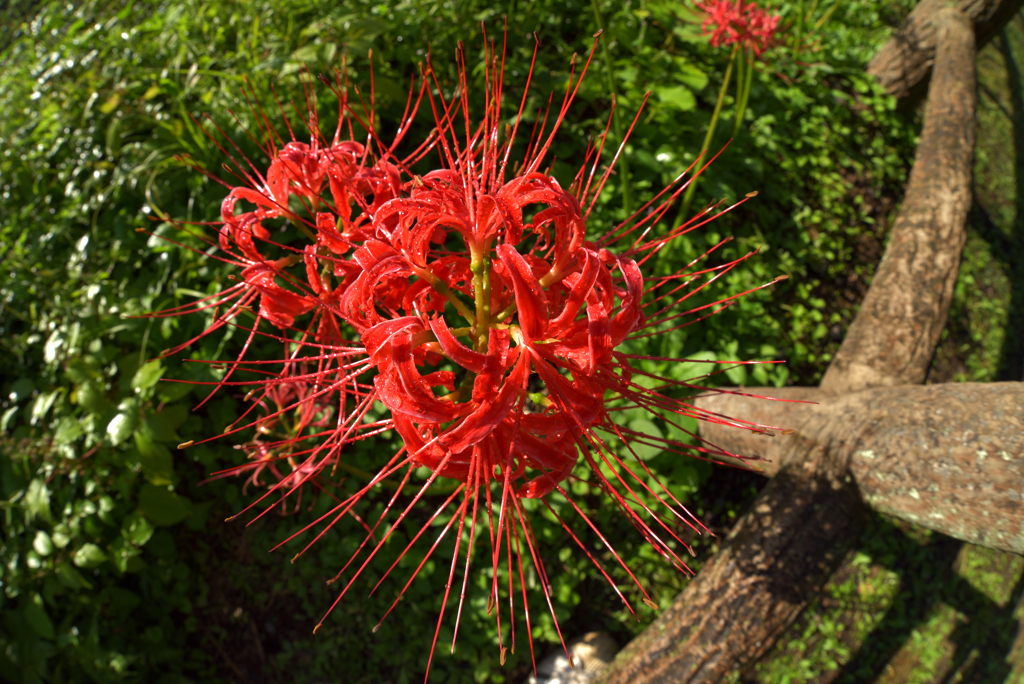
109,537,142,573
54,417,83,446
1,407,18,432
131,359,164,391
626,418,664,461
99,93,121,114
138,407,186,444
156,380,193,403
65,358,100,385
56,562,93,590
32,531,54,556
293,44,321,62
160,403,191,430
138,484,191,526
663,413,699,443
24,479,52,523
669,462,703,500
107,588,141,617
106,398,139,446
107,412,135,446
656,85,696,112
7,378,35,403
98,495,116,523
122,511,155,547
24,595,56,640
43,329,65,364
669,351,719,383
73,543,108,569
725,363,748,386
29,390,60,426
133,432,176,485
674,61,709,91
75,381,111,415
51,524,72,549
184,499,212,531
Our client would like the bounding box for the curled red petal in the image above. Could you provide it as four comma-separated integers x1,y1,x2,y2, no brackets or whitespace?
496,243,550,341
441,345,527,454
517,460,575,499
550,249,600,333
429,316,488,373
603,250,644,345
315,212,352,256
362,317,424,362
471,328,512,402
586,297,612,372
242,261,316,328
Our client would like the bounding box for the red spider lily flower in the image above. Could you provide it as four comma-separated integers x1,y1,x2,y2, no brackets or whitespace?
146,70,430,414
698,0,781,57
156,31,792,682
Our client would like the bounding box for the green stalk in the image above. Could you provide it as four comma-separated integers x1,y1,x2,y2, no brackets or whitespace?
470,241,493,352
732,46,745,138
794,0,806,64
815,0,843,30
676,44,738,226
411,264,475,323
591,0,632,215
805,0,821,22
732,46,755,139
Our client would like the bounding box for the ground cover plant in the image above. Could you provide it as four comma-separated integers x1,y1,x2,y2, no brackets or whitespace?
3,1,1020,683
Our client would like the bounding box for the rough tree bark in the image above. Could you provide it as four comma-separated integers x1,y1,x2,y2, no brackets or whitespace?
869,0,1024,101
823,5,976,393
597,7,987,684
697,384,1024,554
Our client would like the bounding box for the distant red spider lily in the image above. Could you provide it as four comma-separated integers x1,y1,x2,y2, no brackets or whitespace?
155,29,792,682
698,0,781,57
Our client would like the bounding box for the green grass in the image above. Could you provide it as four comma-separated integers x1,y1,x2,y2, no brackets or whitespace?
753,516,1024,683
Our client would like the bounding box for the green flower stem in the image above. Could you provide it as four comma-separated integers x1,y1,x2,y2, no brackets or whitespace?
815,0,843,30
493,260,571,325
732,46,755,139
470,240,493,352
591,0,633,215
795,0,807,64
677,44,739,226
411,264,476,323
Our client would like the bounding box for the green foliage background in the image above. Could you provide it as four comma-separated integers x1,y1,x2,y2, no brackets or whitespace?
1,1,1020,683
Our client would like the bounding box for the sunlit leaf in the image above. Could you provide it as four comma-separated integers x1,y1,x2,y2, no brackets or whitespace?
73,543,108,569
131,359,164,391
75,380,111,415
32,531,54,556
29,390,60,426
656,85,696,112
99,93,121,113
106,398,139,445
669,351,719,383
123,511,156,547
626,418,664,461
24,479,52,523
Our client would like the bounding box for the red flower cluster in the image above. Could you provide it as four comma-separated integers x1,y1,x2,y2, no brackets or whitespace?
156,32,786,679
698,0,781,57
